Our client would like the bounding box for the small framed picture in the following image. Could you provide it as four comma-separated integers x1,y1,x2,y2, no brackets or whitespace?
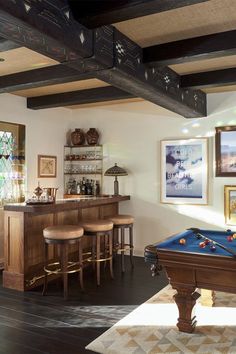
215,126,236,176
38,155,57,178
161,138,208,205
224,185,236,225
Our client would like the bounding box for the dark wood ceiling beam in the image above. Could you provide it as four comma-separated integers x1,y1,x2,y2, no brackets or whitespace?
94,29,206,118
0,64,94,93
0,36,20,51
181,68,236,90
143,30,236,66
69,0,210,28
0,0,93,62
27,86,136,110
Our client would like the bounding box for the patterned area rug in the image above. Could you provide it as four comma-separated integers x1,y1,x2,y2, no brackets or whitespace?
86,285,236,354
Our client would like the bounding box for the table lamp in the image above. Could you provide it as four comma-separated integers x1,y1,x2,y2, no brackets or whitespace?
104,163,128,195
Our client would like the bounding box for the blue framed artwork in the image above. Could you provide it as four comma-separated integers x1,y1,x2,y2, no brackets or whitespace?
161,138,208,204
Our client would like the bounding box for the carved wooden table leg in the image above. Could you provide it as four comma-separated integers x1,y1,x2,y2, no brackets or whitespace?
173,286,200,333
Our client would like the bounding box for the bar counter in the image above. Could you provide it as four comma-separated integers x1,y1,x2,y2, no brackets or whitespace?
3,195,130,291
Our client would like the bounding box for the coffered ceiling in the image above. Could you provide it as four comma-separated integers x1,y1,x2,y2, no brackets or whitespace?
0,0,235,117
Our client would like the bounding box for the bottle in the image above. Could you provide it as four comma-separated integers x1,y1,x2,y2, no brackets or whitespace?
81,177,86,195
76,180,81,195
86,179,92,195
95,180,100,196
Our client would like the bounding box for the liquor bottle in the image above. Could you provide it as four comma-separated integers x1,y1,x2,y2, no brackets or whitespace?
86,179,92,195
77,180,81,194
95,180,100,196
81,177,86,195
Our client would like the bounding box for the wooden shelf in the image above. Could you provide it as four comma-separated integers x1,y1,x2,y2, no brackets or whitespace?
64,145,102,148
64,172,102,175
64,158,102,162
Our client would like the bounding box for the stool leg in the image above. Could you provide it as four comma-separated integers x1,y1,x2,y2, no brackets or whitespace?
109,230,114,279
78,239,84,291
129,225,134,268
92,237,96,271
61,244,68,300
121,226,125,273
42,243,48,296
96,234,101,286
113,228,119,255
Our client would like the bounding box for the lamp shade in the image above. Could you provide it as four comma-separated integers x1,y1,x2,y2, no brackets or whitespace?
104,163,128,176
104,163,128,195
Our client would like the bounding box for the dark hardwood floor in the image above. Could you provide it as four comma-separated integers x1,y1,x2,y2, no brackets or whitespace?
0,256,168,354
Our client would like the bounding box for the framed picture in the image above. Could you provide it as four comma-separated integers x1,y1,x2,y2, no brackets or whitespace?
215,126,236,176
38,155,57,178
161,138,208,204
224,185,236,225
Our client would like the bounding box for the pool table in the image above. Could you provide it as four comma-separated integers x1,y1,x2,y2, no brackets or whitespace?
145,228,236,333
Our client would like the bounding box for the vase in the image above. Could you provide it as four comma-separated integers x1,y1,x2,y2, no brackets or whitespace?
71,129,85,146
86,128,99,145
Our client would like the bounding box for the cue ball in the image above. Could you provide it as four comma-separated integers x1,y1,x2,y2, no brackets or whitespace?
179,238,186,245
199,241,206,248
227,235,233,242
233,233,236,239
210,245,216,252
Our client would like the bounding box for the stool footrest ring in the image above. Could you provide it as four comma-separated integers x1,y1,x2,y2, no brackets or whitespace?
114,244,134,252
44,261,82,275
87,255,112,263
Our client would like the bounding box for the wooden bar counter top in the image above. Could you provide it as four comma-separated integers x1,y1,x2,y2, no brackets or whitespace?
3,195,130,291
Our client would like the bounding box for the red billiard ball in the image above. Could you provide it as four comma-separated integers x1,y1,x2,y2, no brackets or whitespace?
227,236,233,242
179,238,186,245
204,239,210,245
210,245,216,252
199,241,206,248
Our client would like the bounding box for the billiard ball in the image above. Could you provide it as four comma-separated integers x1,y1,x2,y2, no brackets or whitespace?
227,235,233,242
233,233,236,239
204,239,210,245
179,238,186,245
199,241,206,248
210,245,216,252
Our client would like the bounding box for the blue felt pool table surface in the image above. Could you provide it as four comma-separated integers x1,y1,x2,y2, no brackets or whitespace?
155,229,236,257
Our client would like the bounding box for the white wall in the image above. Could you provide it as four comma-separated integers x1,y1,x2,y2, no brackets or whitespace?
0,93,73,198
71,92,236,255
2,91,236,257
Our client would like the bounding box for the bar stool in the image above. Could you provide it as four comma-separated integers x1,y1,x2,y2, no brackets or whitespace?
108,215,134,272
80,220,114,286
43,225,84,299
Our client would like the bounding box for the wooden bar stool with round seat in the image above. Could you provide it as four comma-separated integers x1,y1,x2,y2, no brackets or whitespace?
108,215,134,273
79,220,114,286
43,225,84,299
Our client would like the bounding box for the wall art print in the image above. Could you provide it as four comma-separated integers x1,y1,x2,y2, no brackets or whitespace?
215,126,236,177
161,138,208,205
38,155,57,178
224,185,236,225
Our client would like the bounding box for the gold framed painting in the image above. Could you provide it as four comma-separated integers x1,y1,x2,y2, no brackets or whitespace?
38,155,57,178
224,185,236,225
